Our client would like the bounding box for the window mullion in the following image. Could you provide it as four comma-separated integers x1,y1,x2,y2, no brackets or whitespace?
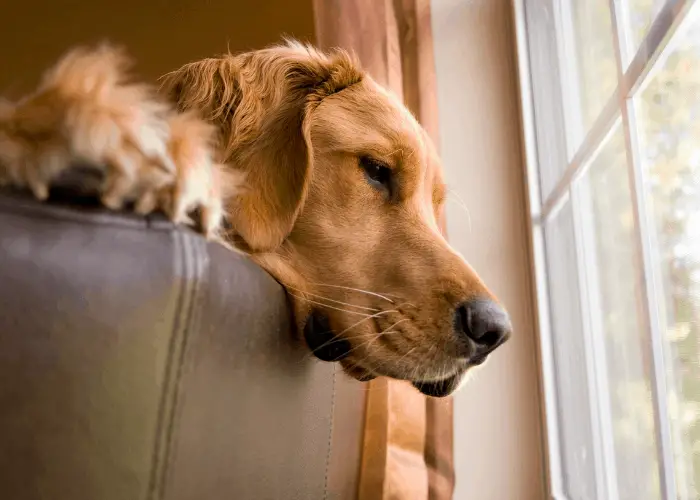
607,1,678,499
621,0,695,97
570,179,618,500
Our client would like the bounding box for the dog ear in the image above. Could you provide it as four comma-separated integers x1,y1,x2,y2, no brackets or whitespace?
160,44,363,252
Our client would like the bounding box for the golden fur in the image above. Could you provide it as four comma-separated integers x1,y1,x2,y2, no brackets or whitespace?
0,45,235,234
0,42,509,396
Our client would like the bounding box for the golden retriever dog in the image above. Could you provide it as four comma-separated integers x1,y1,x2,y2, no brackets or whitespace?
0,41,511,397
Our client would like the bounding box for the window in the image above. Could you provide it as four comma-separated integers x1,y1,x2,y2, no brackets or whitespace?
516,0,700,499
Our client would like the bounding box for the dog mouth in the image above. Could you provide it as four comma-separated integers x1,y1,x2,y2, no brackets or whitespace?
303,309,472,397
412,374,463,397
303,309,352,362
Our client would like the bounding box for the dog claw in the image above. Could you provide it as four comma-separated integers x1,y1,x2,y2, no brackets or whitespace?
101,193,124,210
30,182,49,201
134,192,157,214
201,204,222,238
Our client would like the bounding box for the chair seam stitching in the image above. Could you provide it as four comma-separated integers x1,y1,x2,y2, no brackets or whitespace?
323,365,338,500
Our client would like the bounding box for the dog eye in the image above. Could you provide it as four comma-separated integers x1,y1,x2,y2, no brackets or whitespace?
359,156,392,192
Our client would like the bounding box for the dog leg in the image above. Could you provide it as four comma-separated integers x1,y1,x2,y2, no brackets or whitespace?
0,45,234,237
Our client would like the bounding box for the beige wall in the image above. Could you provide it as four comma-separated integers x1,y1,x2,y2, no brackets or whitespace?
1,0,315,95
431,0,548,498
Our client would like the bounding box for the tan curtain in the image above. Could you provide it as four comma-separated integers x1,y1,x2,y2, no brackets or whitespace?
312,1,454,499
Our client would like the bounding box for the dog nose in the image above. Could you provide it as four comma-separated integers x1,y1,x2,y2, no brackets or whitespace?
454,299,511,358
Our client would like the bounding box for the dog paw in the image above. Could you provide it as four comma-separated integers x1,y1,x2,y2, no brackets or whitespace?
0,45,233,237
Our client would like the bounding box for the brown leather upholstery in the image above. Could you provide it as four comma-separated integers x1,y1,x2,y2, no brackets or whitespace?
0,191,365,500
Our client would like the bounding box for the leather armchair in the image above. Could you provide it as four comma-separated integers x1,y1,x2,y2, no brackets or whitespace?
0,190,365,500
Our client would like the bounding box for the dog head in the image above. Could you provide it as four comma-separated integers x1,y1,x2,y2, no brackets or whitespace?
161,42,511,397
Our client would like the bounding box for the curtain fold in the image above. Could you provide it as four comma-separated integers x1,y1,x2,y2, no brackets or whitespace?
312,2,454,498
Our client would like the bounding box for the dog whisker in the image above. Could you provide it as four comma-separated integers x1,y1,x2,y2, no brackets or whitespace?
300,310,400,361
335,309,397,336
329,338,382,365
336,316,417,378
299,306,418,366
301,337,368,366
375,291,409,301
379,148,411,163
447,189,472,235
285,285,381,312
342,356,374,378
306,336,362,356
329,321,407,364
288,293,372,317
341,319,410,377
379,147,415,163
308,282,395,304
303,303,416,361
377,318,408,336
395,346,418,368
410,344,437,382
396,302,417,311
433,348,447,382
409,345,429,381
301,330,386,362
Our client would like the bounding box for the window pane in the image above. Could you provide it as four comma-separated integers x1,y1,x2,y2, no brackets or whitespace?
636,14,700,498
579,126,661,499
621,0,666,62
545,202,599,500
525,0,569,198
560,0,618,147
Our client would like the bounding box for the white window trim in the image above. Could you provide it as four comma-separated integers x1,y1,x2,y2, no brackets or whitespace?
513,0,699,498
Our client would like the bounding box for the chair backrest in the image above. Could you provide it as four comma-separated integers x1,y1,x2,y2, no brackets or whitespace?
0,191,365,500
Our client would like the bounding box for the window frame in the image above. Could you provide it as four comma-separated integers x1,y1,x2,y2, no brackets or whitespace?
513,0,699,498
